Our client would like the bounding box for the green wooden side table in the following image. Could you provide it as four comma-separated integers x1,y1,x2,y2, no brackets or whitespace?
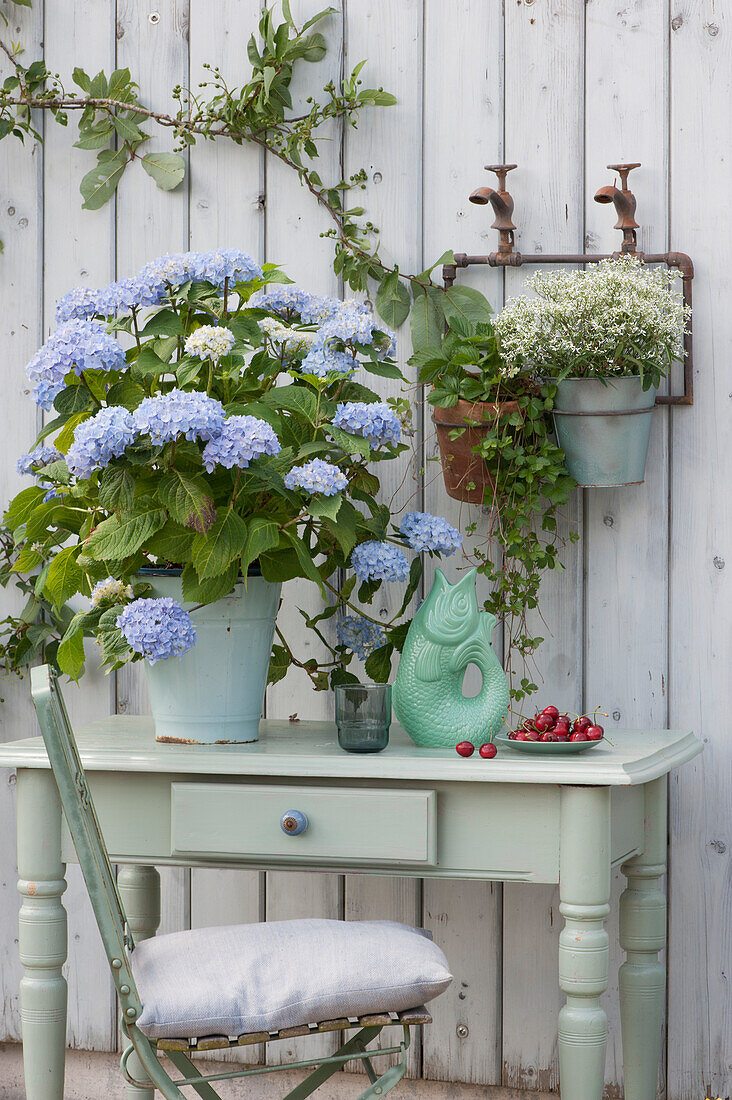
0,720,701,1100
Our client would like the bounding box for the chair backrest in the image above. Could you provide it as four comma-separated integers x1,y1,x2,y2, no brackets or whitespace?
31,664,142,1014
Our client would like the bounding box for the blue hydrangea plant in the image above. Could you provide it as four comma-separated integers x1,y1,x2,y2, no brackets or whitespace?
4,252,463,689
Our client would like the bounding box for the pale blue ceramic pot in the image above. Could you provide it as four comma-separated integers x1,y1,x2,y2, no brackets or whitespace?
552,377,657,487
139,570,281,745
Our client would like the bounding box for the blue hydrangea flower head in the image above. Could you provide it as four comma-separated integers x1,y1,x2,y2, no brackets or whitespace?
25,320,127,409
336,615,386,660
284,458,348,496
190,249,262,288
300,344,357,378
117,597,197,664
400,512,463,555
66,406,137,479
133,389,225,445
250,285,340,324
184,325,236,361
202,415,281,472
351,541,410,583
54,286,101,323
16,444,63,476
332,402,401,446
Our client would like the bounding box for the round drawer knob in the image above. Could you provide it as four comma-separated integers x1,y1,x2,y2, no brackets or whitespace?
281,810,308,836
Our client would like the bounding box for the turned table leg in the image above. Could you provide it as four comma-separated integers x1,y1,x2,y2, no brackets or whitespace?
558,785,611,1100
118,866,161,1100
17,769,68,1100
619,776,667,1100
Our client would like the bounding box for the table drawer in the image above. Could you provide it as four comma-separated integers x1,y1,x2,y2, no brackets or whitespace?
170,783,437,865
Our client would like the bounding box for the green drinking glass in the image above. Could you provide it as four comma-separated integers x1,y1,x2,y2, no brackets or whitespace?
334,683,392,754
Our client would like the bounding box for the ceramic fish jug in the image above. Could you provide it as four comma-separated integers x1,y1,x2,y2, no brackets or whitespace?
393,568,509,748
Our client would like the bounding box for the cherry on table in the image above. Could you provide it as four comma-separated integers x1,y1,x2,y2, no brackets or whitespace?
456,741,475,757
586,725,604,741
479,742,498,759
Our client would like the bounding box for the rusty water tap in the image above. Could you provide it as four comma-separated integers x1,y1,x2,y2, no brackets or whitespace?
594,162,640,252
469,163,517,255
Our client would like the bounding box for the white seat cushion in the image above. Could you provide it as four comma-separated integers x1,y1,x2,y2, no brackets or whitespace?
132,918,452,1040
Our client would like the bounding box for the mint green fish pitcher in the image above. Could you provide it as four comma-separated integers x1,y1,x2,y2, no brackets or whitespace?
393,568,509,749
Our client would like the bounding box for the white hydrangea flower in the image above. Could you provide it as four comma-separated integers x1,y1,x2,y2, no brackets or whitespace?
259,317,319,358
91,577,134,607
184,325,236,361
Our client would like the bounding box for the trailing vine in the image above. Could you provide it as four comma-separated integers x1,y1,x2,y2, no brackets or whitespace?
0,0,576,701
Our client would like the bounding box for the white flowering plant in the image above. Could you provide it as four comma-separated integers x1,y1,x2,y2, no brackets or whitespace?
3,250,464,687
494,256,690,390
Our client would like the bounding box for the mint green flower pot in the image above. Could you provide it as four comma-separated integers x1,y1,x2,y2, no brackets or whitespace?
552,377,657,487
139,572,281,745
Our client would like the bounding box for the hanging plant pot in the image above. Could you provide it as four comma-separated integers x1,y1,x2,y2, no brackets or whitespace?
551,377,657,487
432,397,520,504
139,569,281,745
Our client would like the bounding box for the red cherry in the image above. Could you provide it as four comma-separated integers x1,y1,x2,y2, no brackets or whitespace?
508,732,516,740
554,721,570,736
574,716,592,731
522,719,535,731
479,743,498,759
525,729,540,741
542,705,560,721
534,714,552,732
586,725,604,741
569,731,589,742
515,731,529,741
540,732,557,742
559,714,571,724
456,741,475,757
555,733,569,742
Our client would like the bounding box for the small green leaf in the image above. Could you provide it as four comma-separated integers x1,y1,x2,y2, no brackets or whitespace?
267,644,290,686
443,285,494,327
10,548,43,573
138,309,185,338
57,628,86,681
375,270,411,328
410,283,445,352
98,465,136,512
364,642,394,682
159,470,217,534
307,493,342,522
181,560,238,603
54,385,92,416
4,486,47,531
262,385,318,422
54,411,91,455
72,67,91,92
327,425,370,460
141,152,186,192
362,358,404,381
242,515,279,576
44,546,83,609
80,148,129,210
192,509,247,580
145,521,196,565
284,529,326,596
85,501,167,560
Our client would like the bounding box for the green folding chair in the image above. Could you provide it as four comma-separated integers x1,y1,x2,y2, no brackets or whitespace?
30,665,446,1100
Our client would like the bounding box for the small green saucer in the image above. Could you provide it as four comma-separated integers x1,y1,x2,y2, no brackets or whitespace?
494,735,605,755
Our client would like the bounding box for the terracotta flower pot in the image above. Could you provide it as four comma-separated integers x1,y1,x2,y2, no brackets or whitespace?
432,397,520,504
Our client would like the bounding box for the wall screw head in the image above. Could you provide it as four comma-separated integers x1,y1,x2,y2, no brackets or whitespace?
148,11,160,24
456,1024,469,1039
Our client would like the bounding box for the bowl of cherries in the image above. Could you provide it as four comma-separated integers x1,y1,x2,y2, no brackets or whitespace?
495,707,606,755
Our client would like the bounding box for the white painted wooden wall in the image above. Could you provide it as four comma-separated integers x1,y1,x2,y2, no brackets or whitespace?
0,2,729,1097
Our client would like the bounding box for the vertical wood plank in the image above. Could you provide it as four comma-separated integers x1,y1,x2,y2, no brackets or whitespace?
341,0,427,1079
0,0,44,1043
263,0,345,1065
583,3,670,1095
344,877,421,1078
115,0,191,942
421,0,504,1086
501,1,585,1091
42,0,119,1053
187,0,265,1065
668,5,732,1099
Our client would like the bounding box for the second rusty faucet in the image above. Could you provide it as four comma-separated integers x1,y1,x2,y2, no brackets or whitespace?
469,163,517,255
594,162,641,252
